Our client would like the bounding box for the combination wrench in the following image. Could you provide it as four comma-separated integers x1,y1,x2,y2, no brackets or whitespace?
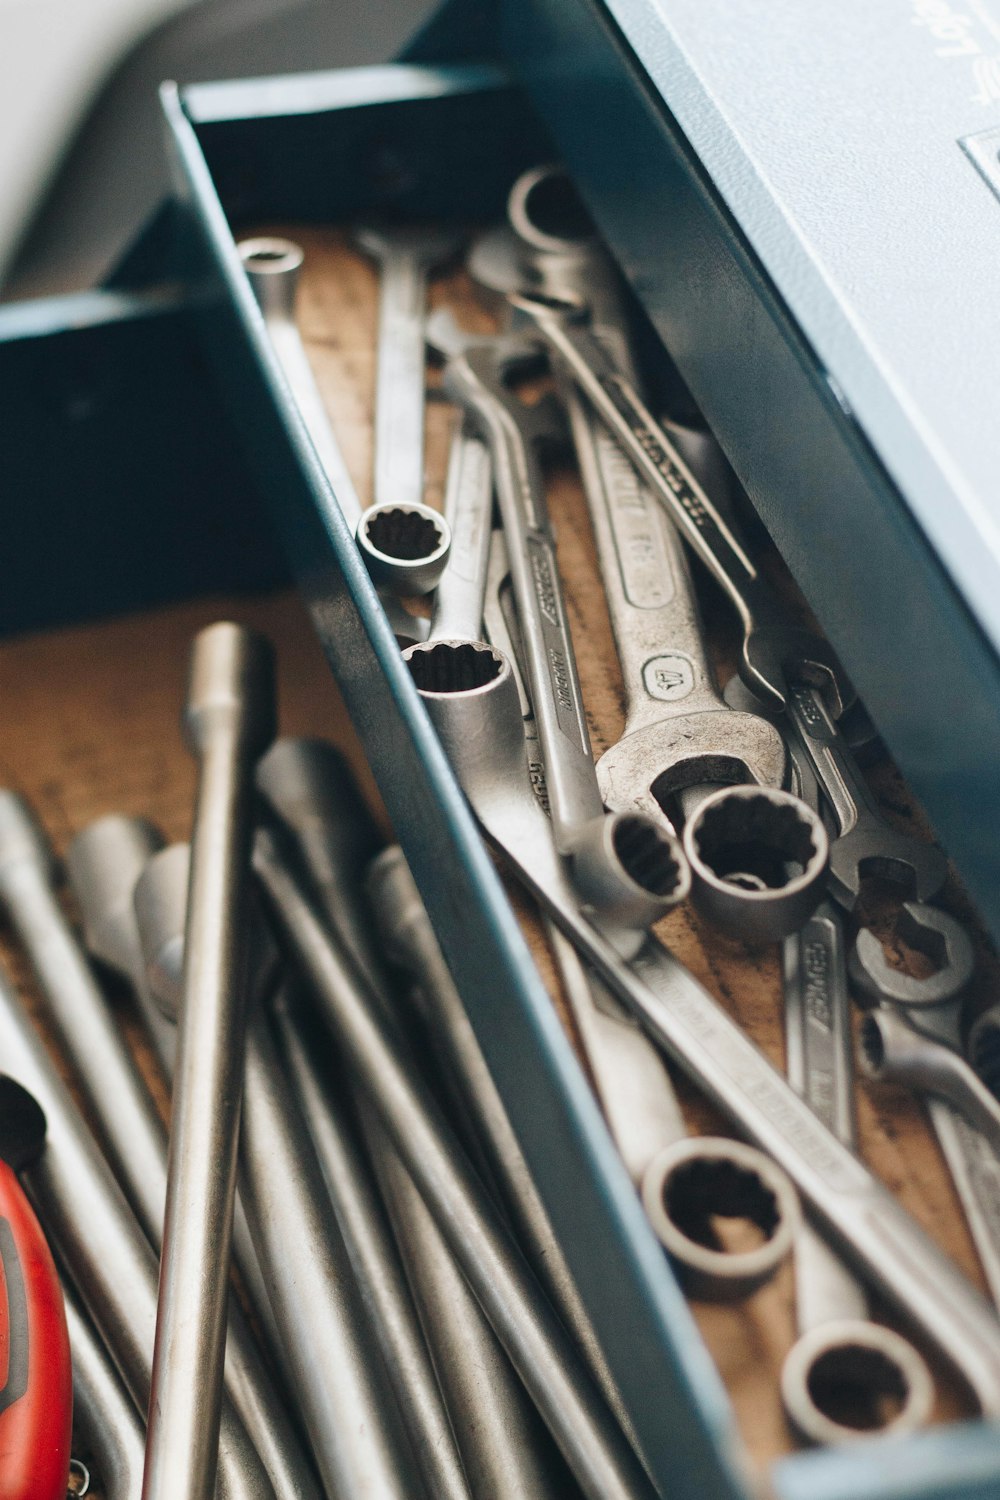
353,224,461,591
511,289,853,719
481,164,787,831
850,906,1000,1308
480,529,798,1297
238,237,432,635
143,622,275,1500
432,315,689,927
402,633,1000,1413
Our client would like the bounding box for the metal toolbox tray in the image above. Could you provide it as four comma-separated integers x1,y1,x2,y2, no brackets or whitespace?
2,21,998,1500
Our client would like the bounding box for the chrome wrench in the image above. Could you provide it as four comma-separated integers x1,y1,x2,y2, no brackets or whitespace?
238,237,430,636
512,289,852,718
435,319,688,926
403,635,1000,1414
773,719,933,1442
482,530,798,1297
66,1284,146,1500
488,165,787,829
353,224,461,592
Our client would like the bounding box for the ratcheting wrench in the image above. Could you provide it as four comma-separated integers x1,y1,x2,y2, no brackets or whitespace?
482,529,798,1298
483,164,786,832
238,237,430,636
432,315,688,928
403,634,1000,1414
511,289,852,718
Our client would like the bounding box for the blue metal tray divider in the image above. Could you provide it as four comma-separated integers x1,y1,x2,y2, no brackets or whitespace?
159,65,750,1500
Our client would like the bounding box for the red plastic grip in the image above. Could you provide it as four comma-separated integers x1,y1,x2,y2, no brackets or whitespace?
0,1160,72,1500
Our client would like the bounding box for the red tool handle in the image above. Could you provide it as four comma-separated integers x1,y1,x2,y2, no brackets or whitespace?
0,1159,72,1500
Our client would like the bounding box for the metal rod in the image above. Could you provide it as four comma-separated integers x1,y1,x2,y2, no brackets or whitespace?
253,826,658,1500
143,623,275,1500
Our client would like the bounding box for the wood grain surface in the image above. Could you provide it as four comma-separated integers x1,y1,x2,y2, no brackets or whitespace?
3,226,997,1488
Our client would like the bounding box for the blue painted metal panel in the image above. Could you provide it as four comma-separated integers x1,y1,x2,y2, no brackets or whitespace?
500,0,1000,957
158,67,751,1500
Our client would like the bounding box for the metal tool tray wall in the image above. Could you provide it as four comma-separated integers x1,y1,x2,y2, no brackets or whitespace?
0,33,997,1500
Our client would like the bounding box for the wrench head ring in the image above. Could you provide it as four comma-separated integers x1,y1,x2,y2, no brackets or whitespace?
640,1136,799,1302
849,905,974,1011
356,502,451,596
570,812,690,930
507,163,599,256
781,1320,934,1446
683,786,830,944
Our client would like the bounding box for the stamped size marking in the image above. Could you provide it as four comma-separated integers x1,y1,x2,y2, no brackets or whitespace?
595,428,675,609
642,654,695,703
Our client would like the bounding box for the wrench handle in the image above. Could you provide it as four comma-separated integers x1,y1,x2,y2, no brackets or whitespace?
431,417,493,643
785,683,882,837
449,359,605,840
523,304,778,633
371,248,430,513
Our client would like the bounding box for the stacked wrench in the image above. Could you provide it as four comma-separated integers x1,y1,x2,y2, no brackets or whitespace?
851,905,1000,1309
430,306,806,1298
401,630,1000,1414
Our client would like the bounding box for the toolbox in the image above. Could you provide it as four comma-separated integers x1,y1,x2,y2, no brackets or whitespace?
3,3,1000,1497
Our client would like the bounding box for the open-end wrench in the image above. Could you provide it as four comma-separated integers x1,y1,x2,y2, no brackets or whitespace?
253,824,659,1500
850,907,1000,1309
781,683,949,909
144,623,275,1500
238,237,430,637
773,755,934,1441
510,289,853,718
353,224,461,591
66,1284,146,1500
403,635,1000,1414
0,962,276,1500
481,165,787,832
138,841,470,1500
480,530,798,1297
433,318,688,928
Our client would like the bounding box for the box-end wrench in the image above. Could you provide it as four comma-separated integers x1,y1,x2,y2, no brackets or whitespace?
480,531,798,1298
486,165,788,833
143,623,275,1500
0,962,276,1500
66,1283,145,1500
353,224,461,591
781,909,933,1443
138,841,470,1500
258,742,616,1496
850,907,1000,1309
253,824,659,1500
403,636,1000,1415
238,237,432,633
433,319,689,928
511,289,853,719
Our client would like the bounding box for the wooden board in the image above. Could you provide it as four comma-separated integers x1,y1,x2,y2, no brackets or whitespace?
2,225,998,1487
